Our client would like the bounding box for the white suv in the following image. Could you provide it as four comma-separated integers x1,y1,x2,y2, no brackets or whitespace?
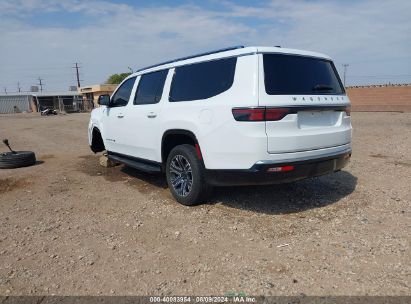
88,46,352,205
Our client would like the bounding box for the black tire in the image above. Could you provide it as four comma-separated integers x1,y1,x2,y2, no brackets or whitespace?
166,144,212,206
0,151,36,169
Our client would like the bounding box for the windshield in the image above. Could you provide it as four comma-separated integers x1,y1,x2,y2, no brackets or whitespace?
263,54,345,95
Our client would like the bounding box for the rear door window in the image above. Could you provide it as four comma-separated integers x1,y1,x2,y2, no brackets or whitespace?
134,70,168,105
263,54,344,95
169,57,237,102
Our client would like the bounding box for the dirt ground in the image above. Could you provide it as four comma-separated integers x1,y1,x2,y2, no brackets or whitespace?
0,112,409,296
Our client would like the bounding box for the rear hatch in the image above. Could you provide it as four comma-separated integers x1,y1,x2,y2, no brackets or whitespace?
259,53,351,154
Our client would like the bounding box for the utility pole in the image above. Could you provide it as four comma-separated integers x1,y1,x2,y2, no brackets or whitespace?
17,82,21,92
4,87,7,94
74,62,81,88
342,64,349,87
38,77,44,92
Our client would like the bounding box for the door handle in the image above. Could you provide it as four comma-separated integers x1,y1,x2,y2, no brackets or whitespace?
117,113,124,118
147,112,157,118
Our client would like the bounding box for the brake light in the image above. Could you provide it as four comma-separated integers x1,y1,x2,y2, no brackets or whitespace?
232,107,290,122
232,108,265,121
265,108,290,121
267,165,294,172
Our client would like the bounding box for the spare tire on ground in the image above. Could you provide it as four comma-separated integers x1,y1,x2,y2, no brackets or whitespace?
0,151,36,169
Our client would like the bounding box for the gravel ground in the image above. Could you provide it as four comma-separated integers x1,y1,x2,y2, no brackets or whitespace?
0,112,409,296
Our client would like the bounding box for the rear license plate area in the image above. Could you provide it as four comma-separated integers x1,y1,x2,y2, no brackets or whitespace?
298,110,337,128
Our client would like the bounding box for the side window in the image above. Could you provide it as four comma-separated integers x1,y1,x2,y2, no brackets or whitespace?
111,77,136,107
169,57,237,102
134,70,168,105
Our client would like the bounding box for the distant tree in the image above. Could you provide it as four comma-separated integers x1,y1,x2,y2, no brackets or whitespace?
106,72,131,84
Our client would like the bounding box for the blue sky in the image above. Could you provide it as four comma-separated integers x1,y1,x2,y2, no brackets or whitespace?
0,0,410,92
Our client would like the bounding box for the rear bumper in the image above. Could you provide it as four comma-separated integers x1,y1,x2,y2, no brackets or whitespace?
205,151,351,186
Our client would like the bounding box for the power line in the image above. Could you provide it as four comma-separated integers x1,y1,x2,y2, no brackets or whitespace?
334,56,411,65
0,65,73,71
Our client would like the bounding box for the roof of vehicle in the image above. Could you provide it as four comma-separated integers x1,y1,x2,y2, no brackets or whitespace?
131,46,332,77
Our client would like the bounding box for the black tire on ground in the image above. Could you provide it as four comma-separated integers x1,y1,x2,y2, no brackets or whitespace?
0,151,36,169
166,144,212,206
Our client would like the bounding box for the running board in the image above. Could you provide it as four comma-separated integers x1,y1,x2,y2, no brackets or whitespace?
108,153,161,173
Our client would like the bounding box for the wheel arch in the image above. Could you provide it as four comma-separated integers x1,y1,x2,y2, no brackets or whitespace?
90,126,105,153
161,129,201,168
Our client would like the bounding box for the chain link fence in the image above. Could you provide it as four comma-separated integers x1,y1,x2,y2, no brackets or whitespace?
38,96,95,113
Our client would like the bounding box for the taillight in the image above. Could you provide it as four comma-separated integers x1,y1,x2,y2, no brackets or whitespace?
232,107,290,122
267,165,294,172
232,108,265,121
233,106,350,121
265,108,290,121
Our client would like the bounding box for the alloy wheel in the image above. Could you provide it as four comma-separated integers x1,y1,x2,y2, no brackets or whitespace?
169,154,193,197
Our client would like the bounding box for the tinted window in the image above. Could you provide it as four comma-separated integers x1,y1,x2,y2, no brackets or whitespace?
263,54,344,95
169,57,237,102
134,70,168,105
111,77,136,107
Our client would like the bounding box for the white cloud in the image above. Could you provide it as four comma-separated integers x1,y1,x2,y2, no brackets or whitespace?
0,0,410,91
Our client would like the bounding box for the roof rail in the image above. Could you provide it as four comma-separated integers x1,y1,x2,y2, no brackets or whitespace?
136,45,245,72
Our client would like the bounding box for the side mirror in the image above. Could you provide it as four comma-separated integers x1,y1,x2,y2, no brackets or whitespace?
98,94,110,106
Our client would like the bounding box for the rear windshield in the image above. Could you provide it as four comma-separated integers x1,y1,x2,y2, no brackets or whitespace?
263,54,345,95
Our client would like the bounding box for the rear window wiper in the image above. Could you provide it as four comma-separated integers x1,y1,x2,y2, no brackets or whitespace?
312,84,333,91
